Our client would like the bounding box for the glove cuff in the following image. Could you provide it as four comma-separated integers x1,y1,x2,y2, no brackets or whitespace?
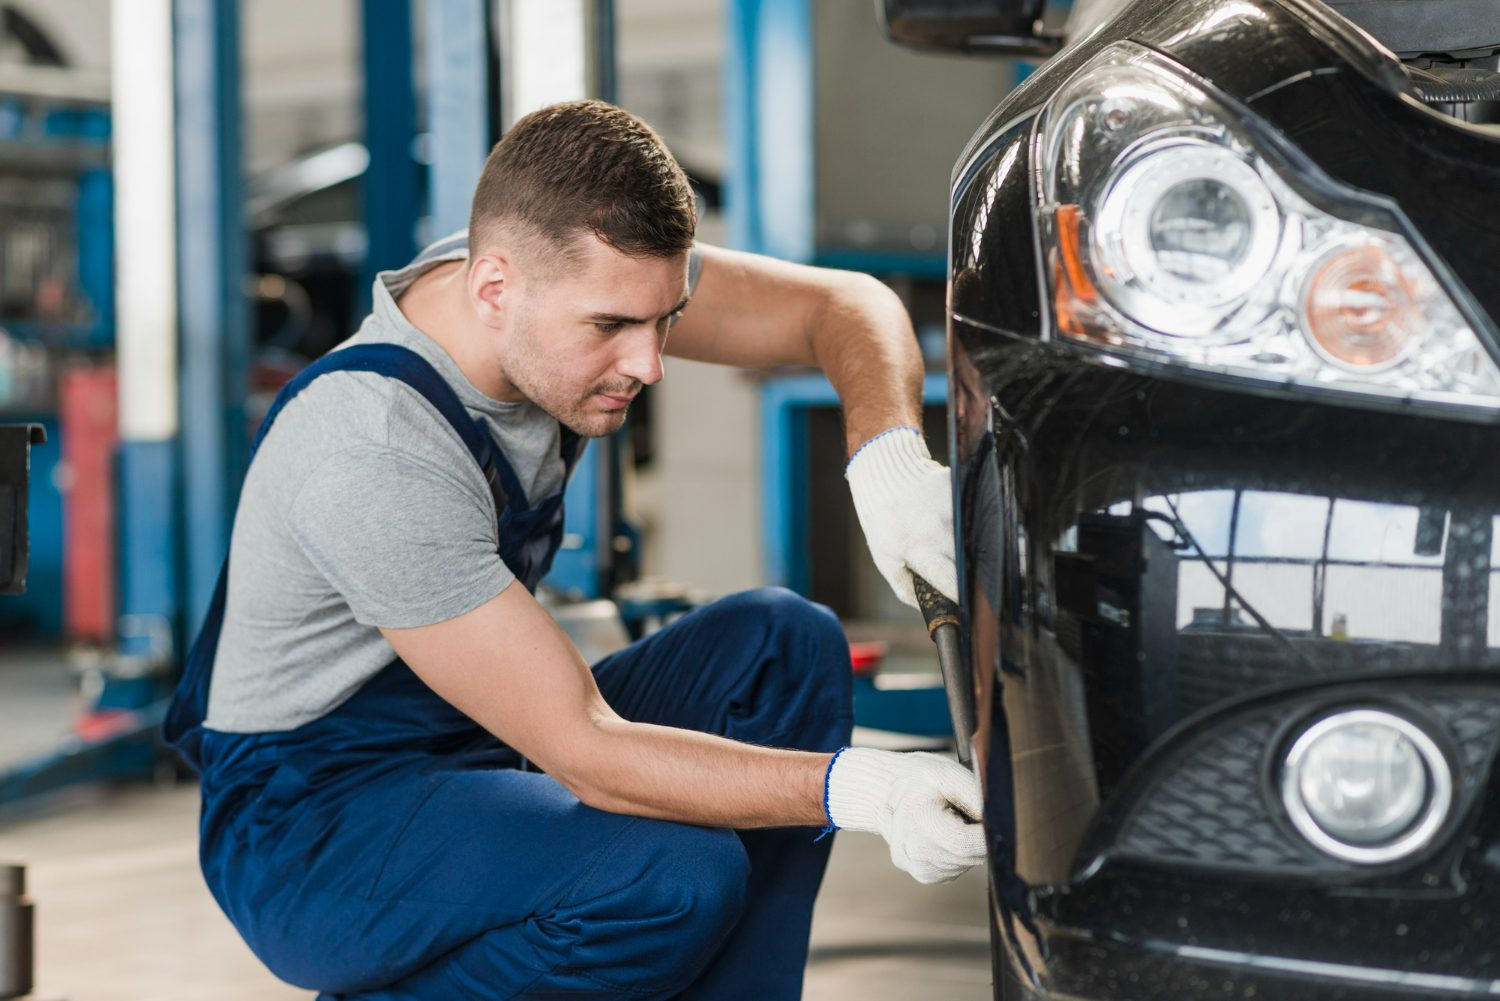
845,426,930,484
826,747,900,835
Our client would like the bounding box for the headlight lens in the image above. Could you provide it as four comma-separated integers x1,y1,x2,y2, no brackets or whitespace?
1093,139,1282,330
1281,709,1453,864
1033,42,1500,415
1149,179,1252,280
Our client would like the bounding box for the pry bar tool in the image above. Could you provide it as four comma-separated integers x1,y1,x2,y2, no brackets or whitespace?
911,573,976,766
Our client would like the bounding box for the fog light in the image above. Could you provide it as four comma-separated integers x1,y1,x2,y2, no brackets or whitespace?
1281,709,1452,864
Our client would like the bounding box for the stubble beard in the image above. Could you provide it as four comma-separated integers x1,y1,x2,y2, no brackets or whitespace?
502,352,636,439
560,399,630,439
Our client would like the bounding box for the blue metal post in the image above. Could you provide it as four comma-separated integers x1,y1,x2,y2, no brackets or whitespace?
724,0,814,260
115,441,180,671
547,441,598,596
360,0,421,311
758,377,807,593
175,0,247,636
759,374,947,594
423,0,490,238
76,164,115,350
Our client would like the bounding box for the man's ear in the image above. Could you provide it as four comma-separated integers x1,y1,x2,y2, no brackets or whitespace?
467,251,510,326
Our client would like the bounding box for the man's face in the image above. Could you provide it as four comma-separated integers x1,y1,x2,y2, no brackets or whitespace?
498,235,690,438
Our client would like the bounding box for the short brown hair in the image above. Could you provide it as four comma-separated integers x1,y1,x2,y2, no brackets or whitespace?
468,99,696,267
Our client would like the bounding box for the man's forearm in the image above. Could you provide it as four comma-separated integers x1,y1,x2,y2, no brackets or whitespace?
557,716,834,829
808,272,927,456
552,715,985,887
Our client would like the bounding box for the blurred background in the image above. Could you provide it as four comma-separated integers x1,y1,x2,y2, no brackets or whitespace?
0,1,1029,996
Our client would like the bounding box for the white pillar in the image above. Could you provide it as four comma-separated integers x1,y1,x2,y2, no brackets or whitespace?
500,0,589,128
111,0,179,443
425,0,492,236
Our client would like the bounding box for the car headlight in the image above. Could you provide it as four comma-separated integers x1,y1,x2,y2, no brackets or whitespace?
1093,138,1283,328
1281,709,1453,864
1034,42,1500,415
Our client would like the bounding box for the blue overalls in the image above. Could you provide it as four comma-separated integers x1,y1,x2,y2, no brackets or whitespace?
164,344,854,1000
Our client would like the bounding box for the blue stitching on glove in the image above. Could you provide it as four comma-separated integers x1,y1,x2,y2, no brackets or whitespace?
845,426,921,472
815,746,850,842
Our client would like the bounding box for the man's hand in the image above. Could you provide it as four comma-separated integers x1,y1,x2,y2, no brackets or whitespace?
827,747,985,884
846,427,958,606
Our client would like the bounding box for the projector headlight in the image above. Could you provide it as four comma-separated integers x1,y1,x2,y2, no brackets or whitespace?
1034,42,1500,415
1281,709,1453,864
1093,138,1282,331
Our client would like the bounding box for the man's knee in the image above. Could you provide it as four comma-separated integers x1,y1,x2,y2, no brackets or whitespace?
720,587,854,741
532,822,750,995
722,587,848,668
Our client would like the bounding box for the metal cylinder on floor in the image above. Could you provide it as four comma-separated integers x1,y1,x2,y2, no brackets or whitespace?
0,863,33,1000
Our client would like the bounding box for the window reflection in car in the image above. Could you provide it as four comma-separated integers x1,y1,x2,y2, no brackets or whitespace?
1077,490,1497,712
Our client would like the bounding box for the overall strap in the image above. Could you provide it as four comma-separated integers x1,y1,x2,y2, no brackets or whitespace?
482,421,583,514
560,429,583,473
255,345,504,509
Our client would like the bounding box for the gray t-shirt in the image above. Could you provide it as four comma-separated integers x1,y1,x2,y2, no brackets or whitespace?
207,233,704,733
204,232,568,732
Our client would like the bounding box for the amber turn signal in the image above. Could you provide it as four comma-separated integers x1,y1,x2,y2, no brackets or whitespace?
1054,204,1110,341
1302,244,1423,371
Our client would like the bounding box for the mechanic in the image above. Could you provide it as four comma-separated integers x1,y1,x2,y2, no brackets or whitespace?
164,100,983,1001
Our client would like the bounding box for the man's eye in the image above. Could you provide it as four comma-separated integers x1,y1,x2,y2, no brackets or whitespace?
594,321,625,334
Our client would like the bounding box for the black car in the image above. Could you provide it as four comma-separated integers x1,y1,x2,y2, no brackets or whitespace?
884,0,1500,997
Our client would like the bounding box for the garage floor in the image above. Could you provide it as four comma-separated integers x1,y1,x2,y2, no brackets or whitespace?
0,648,993,1001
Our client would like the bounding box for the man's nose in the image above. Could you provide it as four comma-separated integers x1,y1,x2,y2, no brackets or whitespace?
616,324,664,386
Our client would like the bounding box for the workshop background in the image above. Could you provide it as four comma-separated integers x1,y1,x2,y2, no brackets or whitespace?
0,1,1025,997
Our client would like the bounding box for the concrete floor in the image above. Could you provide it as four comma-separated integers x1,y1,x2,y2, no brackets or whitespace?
0,645,994,1000
0,783,992,1000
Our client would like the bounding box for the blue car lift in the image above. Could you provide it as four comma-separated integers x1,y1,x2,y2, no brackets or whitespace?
0,0,422,806
0,0,656,809
0,0,240,806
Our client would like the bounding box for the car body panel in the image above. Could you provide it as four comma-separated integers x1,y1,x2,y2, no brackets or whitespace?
943,1,1500,996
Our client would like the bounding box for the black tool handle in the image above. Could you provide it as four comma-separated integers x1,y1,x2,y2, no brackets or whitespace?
912,572,959,638
911,572,975,766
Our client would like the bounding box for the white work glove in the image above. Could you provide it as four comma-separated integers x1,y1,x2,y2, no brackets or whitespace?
826,747,986,885
845,427,958,607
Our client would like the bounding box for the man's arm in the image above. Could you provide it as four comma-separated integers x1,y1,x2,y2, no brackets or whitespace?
669,244,924,457
382,582,984,883
383,581,829,829
670,244,957,606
